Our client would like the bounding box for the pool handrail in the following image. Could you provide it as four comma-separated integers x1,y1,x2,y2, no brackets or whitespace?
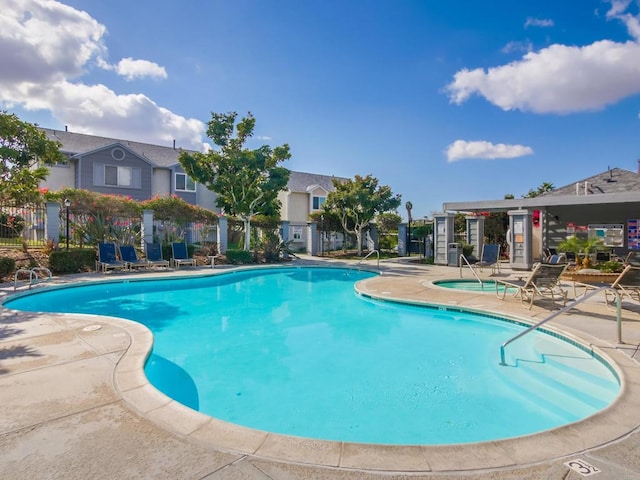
357,250,380,273
14,266,52,291
459,254,485,289
499,286,620,365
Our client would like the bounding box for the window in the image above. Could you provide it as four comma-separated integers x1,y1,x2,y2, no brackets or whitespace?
94,163,140,188
105,165,132,187
175,172,196,192
312,196,326,210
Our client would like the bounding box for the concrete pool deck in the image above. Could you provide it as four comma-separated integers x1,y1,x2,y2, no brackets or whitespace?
1,257,639,479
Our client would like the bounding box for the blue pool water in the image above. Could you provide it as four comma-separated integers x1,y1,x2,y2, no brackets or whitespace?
4,267,620,445
433,279,519,294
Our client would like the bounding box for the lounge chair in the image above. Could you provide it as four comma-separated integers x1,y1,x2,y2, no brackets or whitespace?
623,250,640,266
573,265,640,309
145,242,170,269
473,244,501,274
544,253,566,265
495,263,568,309
97,242,127,273
171,242,196,269
118,245,148,271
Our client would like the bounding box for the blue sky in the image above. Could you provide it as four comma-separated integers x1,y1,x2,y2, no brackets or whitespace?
2,0,640,219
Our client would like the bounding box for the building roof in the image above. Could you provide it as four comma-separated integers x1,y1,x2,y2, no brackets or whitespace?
41,128,349,189
40,128,195,169
286,171,348,193
442,164,640,213
542,167,640,197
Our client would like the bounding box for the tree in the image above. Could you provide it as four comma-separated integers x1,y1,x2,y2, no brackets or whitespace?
179,112,291,251
323,174,401,256
376,212,401,251
0,111,65,203
405,201,413,223
524,182,554,198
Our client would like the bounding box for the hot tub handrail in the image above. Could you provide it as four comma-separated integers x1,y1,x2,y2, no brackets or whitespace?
459,254,484,288
499,286,618,365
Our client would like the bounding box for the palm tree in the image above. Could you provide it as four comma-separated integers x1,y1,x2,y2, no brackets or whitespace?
558,236,606,269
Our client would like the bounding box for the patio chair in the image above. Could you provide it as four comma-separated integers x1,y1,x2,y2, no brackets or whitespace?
495,263,568,309
145,242,170,269
623,250,640,267
573,265,640,309
97,242,127,274
543,253,566,265
473,244,501,274
118,245,148,271
171,242,196,269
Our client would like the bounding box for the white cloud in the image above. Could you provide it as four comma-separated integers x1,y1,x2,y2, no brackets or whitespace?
0,0,107,83
524,17,554,28
112,57,168,81
0,0,204,150
501,40,533,54
446,2,640,114
445,140,533,163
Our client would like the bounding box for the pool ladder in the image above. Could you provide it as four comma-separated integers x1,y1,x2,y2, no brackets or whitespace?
14,267,52,291
356,250,380,273
499,286,620,365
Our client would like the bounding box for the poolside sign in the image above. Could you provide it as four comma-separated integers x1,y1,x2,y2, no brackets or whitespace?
564,459,601,476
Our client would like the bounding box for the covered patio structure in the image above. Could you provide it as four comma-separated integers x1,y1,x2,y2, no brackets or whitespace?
441,167,640,270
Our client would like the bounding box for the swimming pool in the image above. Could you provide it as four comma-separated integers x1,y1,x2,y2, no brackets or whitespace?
4,266,620,445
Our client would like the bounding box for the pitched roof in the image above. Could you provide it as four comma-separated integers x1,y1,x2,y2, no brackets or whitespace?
40,128,196,168
542,167,640,197
286,170,348,193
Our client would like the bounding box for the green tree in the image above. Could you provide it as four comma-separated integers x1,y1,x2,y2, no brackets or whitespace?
0,111,65,203
376,212,401,251
323,174,401,256
179,112,291,251
524,182,554,198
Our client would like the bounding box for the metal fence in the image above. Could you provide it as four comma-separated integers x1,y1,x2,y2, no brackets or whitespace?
59,210,142,247
152,220,217,246
0,203,47,247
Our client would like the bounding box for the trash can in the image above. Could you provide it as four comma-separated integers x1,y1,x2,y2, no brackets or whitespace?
448,242,461,267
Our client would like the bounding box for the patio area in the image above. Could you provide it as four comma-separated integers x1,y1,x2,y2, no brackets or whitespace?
1,257,639,480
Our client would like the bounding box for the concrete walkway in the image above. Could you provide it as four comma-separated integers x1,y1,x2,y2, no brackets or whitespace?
1,258,639,479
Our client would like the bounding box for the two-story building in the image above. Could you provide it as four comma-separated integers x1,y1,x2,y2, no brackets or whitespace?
40,127,219,211
40,128,348,251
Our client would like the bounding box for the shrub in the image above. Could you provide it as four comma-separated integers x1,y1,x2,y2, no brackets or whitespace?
0,256,16,280
49,249,96,274
225,249,254,265
0,213,25,238
595,260,624,273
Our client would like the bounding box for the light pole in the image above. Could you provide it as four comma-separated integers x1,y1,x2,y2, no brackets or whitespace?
64,198,70,250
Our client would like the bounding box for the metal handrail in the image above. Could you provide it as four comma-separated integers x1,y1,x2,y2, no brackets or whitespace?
357,250,380,272
499,286,621,365
459,254,484,288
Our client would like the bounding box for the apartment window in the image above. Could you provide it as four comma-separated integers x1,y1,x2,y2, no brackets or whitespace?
105,165,132,187
175,172,196,192
94,163,141,188
312,196,326,210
